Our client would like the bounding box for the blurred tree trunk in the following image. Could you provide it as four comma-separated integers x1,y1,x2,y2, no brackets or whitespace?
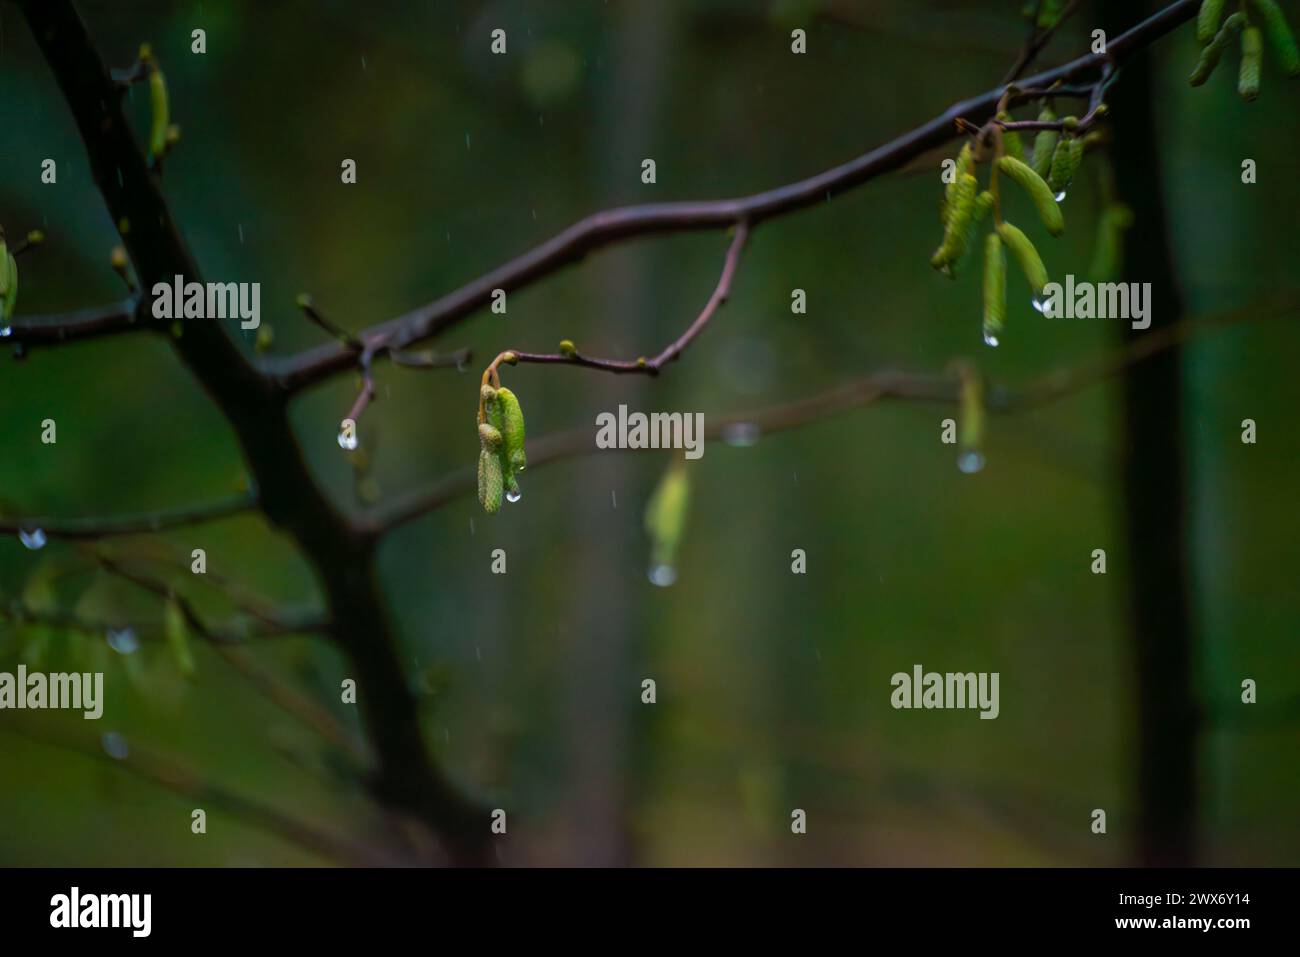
559,2,675,866
1100,0,1199,866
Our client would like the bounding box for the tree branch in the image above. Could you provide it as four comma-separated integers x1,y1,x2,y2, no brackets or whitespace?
488,223,748,378
19,0,491,864
5,297,141,347
364,295,1290,538
269,0,1199,394
0,493,256,543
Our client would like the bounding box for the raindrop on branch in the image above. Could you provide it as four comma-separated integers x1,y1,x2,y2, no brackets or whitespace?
101,732,130,760
721,422,761,448
957,450,986,474
648,563,677,587
107,628,139,654
18,528,47,550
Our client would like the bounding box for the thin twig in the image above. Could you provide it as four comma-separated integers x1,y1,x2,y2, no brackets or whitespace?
1002,0,1087,85
492,223,749,378
0,492,256,542
0,602,326,645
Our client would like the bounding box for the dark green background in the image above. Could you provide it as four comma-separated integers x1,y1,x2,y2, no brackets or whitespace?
0,0,1296,865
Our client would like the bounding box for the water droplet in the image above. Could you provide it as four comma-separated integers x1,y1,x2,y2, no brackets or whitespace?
0,324,12,338
506,488,522,503
983,332,1000,348
107,627,139,654
337,429,358,450
721,422,761,447
18,527,47,550
101,732,130,760
469,518,476,536
610,490,617,509
648,563,677,587
1054,191,1066,202
1031,293,1049,315
237,223,245,244
957,450,986,474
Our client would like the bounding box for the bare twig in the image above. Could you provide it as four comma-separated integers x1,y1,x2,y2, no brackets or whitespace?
4,297,141,347
0,602,326,646
0,492,256,542
1002,0,1087,85
489,223,749,378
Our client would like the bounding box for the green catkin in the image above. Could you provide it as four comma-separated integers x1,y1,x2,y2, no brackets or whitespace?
943,143,975,222
3,252,17,322
958,368,985,466
995,155,1065,236
478,422,503,451
983,233,1007,346
478,449,503,514
931,172,978,273
164,597,196,678
996,113,1025,163
1191,12,1246,85
497,386,527,473
1197,0,1227,45
1240,26,1264,100
1087,204,1135,282
944,191,996,278
143,47,169,161
1246,0,1300,75
482,384,505,433
644,459,690,574
1031,104,1058,180
1047,132,1081,195
996,221,1050,295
